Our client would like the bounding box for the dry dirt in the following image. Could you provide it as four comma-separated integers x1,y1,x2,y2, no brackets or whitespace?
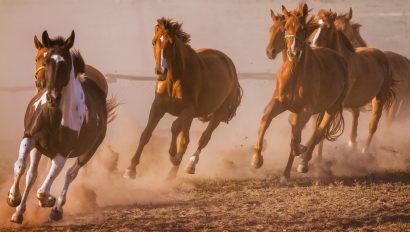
1,171,409,231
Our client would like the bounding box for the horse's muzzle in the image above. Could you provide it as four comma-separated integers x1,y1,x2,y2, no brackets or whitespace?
266,48,276,60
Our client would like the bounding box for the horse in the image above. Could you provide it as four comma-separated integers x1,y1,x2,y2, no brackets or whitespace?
7,30,117,224
311,10,395,157
251,3,348,184
335,8,410,125
123,18,242,179
34,35,109,97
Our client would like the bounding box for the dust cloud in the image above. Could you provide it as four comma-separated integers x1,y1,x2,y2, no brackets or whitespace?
0,0,409,227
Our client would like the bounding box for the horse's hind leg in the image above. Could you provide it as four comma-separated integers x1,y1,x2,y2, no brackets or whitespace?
349,108,360,149
7,138,31,208
36,154,67,208
168,108,194,180
50,137,103,221
185,115,221,174
124,103,165,179
252,99,285,169
281,112,310,185
10,148,41,224
169,118,181,158
363,97,384,153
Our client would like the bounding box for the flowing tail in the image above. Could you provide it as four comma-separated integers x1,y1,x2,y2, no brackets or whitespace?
315,107,345,142
383,57,397,111
106,95,119,124
222,77,243,123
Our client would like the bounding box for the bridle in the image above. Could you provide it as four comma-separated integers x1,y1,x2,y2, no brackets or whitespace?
35,65,45,79
284,33,306,62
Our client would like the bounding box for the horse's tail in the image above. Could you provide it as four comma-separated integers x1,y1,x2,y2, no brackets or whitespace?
316,107,345,142
382,58,397,111
106,95,119,124
222,74,243,123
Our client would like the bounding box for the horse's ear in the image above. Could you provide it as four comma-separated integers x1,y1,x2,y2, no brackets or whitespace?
64,30,75,49
302,4,309,17
42,30,50,48
271,9,278,21
346,7,353,20
34,35,43,50
282,5,290,18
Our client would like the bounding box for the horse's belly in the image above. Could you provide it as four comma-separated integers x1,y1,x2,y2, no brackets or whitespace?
344,75,384,107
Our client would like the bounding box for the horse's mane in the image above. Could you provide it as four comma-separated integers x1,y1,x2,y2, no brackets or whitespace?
351,22,368,46
71,49,85,75
157,17,191,44
337,30,356,52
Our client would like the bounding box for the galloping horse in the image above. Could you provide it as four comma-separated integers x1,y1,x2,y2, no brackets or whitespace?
312,10,395,155
252,4,348,184
7,31,116,223
124,18,242,179
34,35,109,97
334,8,410,125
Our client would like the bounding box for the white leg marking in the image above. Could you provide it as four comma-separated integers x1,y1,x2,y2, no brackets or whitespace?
56,161,81,209
37,154,66,196
185,150,200,174
11,148,41,223
8,138,31,206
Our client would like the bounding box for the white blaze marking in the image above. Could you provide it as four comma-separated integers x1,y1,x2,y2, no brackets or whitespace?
291,38,296,53
43,52,47,58
33,91,48,110
51,54,64,63
312,27,322,46
160,35,164,42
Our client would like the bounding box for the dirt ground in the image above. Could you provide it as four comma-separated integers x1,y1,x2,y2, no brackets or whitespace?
1,170,409,231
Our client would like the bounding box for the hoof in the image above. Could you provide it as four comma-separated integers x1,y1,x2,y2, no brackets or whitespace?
169,154,182,166
10,212,23,224
123,168,136,179
348,140,357,149
185,165,195,174
7,191,21,207
361,147,368,154
49,207,63,221
37,193,56,208
251,154,263,169
297,163,309,173
279,176,290,186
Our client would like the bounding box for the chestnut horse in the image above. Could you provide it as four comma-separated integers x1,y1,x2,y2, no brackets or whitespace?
252,4,348,184
124,18,242,179
7,31,116,223
312,10,395,155
335,8,410,125
34,35,109,97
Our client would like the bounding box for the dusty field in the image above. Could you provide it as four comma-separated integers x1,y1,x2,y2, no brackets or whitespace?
1,171,409,231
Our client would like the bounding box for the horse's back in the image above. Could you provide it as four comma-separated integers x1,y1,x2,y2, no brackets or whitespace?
84,65,108,98
344,47,389,107
194,48,239,117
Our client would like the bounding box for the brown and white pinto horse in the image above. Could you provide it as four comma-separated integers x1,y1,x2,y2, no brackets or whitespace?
124,18,242,179
34,35,109,97
335,8,410,125
312,10,395,155
7,31,116,224
252,4,348,184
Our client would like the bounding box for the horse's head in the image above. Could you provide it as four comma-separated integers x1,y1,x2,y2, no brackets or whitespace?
282,3,310,62
266,10,285,60
152,18,175,77
311,9,338,48
152,18,191,81
334,8,353,38
41,30,75,107
34,35,47,91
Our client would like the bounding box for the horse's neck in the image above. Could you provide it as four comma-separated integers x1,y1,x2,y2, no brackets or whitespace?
333,29,354,57
59,55,88,134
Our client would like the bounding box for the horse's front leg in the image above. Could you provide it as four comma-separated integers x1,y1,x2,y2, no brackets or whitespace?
124,100,165,179
7,137,31,208
10,147,41,224
280,111,311,185
348,107,360,149
168,107,195,180
252,98,285,169
36,154,66,208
